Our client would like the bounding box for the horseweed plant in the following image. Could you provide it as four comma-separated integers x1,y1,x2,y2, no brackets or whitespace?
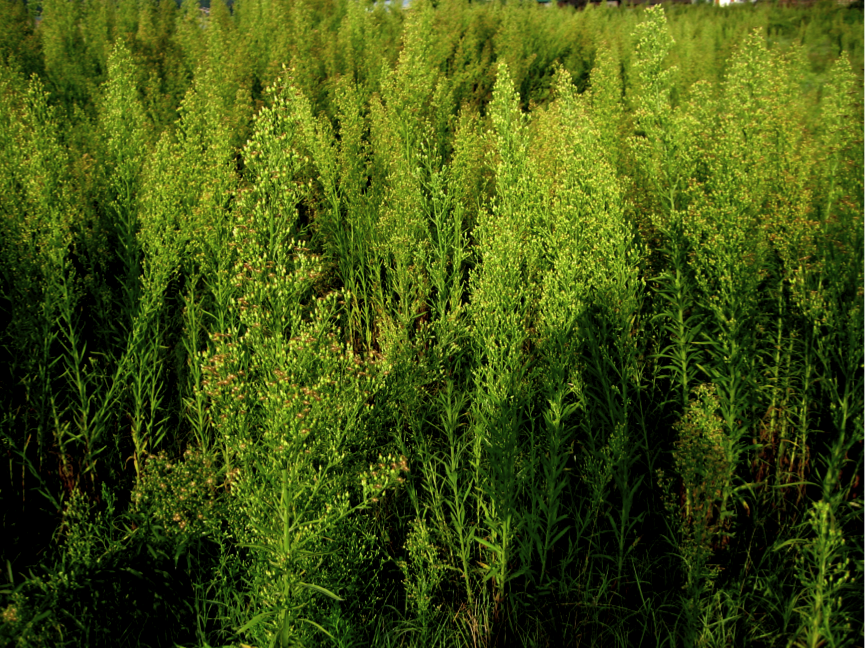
0,2,861,647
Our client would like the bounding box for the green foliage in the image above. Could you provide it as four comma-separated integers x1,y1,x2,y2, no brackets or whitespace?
0,0,42,77
0,1,862,646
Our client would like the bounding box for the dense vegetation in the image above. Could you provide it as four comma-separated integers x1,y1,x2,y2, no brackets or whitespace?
0,0,862,645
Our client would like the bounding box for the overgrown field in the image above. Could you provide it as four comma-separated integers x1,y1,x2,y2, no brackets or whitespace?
0,0,862,645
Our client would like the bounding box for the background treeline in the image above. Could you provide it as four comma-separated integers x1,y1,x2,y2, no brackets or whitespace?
0,0,862,646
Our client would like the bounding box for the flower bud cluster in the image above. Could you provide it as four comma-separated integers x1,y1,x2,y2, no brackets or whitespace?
361,454,409,504
131,448,224,539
